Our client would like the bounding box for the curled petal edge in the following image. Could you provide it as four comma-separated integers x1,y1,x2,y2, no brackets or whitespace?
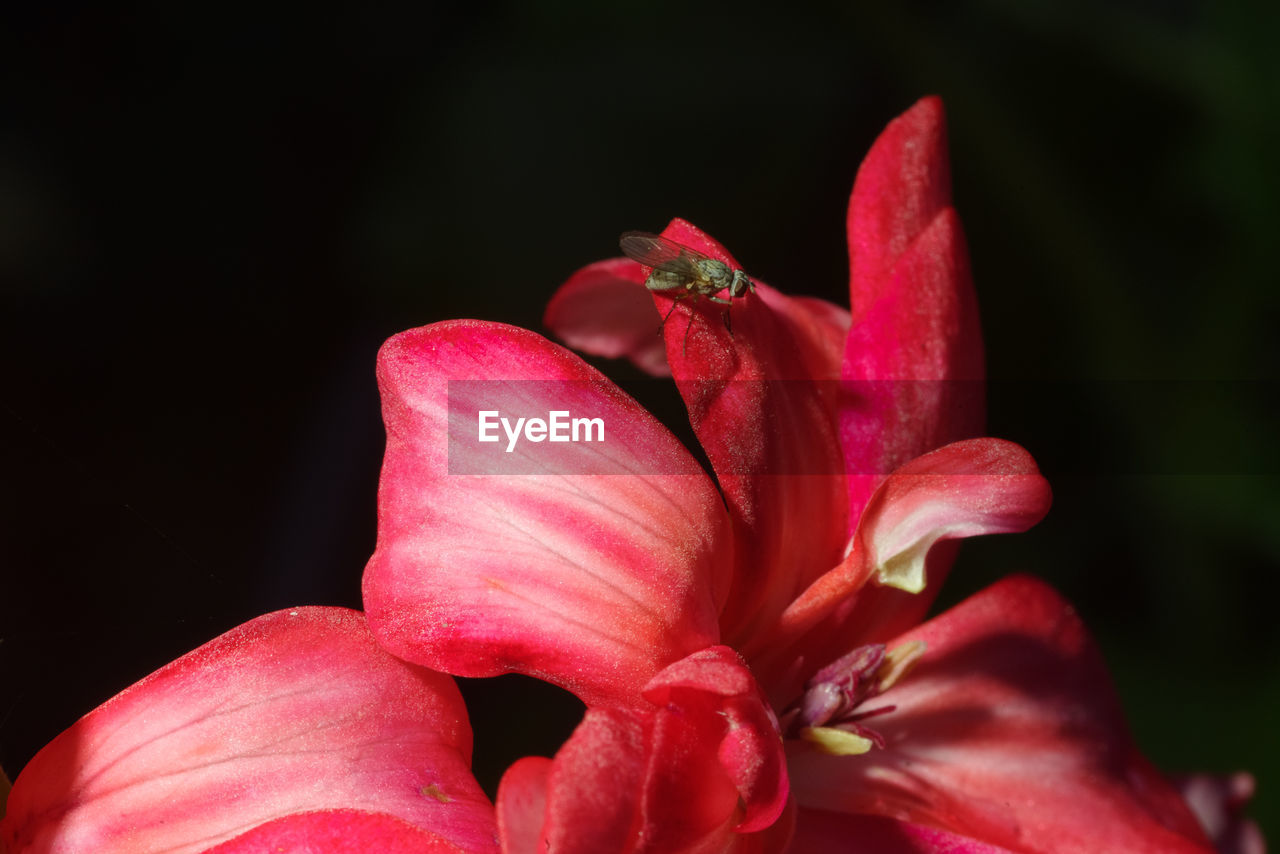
755,438,1051,666
544,256,671,377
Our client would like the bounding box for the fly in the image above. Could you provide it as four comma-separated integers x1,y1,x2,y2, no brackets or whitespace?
619,230,755,351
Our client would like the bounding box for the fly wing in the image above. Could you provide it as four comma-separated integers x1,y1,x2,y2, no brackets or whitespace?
619,231,707,278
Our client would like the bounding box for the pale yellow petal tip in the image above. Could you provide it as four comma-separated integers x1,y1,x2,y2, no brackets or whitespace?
874,548,927,594
800,726,874,756
878,640,927,692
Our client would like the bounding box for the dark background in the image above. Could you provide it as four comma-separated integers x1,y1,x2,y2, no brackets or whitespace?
3,1,1277,841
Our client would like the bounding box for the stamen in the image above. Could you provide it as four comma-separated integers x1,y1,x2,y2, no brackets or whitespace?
800,726,874,756
785,640,927,755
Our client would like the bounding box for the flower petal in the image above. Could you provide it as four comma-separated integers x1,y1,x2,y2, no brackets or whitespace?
544,257,672,376
0,608,496,854
855,437,1049,595
495,757,552,854
1173,772,1266,854
792,809,1020,853
511,648,790,853
788,576,1215,854
204,810,471,853
642,218,854,650
640,646,789,834
755,438,1051,686
841,96,985,526
519,709,650,853
362,320,729,708
530,706,747,854
848,97,955,290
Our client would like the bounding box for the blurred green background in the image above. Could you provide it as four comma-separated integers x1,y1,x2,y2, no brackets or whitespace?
3,0,1276,842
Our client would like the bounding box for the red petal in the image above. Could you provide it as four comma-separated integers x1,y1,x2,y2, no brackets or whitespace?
788,577,1215,854
495,757,552,854
1173,772,1266,854
204,810,471,853
520,649,790,853
544,257,672,376
841,97,985,526
534,707,745,854
0,608,496,854
640,647,789,833
792,809,1020,853
363,321,729,708
534,708,652,853
848,97,955,291
643,218,853,651
755,438,1051,694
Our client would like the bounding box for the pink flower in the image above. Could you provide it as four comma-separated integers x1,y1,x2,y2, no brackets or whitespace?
361,98,1222,852
0,98,1249,854
0,608,500,853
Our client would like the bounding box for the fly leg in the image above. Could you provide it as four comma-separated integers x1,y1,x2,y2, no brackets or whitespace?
656,296,697,357
706,294,734,337
657,296,683,335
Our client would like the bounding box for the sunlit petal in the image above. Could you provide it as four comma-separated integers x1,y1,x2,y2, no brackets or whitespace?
0,608,496,854
363,320,730,707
